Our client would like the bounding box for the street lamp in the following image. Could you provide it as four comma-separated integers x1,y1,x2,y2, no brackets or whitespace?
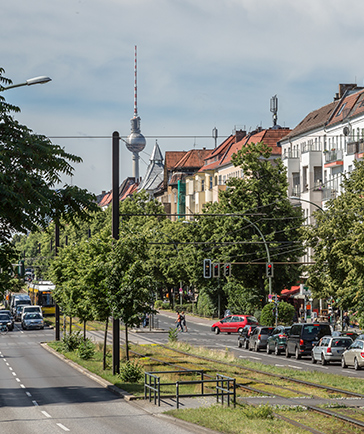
2,76,52,90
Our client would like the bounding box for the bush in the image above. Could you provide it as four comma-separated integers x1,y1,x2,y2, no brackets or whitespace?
77,339,95,360
168,326,178,342
62,331,84,352
119,360,143,383
260,301,295,326
154,300,169,310
196,290,215,317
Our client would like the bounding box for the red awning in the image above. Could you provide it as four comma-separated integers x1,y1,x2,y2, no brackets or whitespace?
280,286,300,297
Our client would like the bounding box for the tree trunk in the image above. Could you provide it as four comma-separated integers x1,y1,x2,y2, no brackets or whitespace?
125,323,129,361
83,320,86,340
103,317,109,370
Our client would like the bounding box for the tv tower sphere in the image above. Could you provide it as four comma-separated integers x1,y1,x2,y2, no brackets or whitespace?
126,116,146,153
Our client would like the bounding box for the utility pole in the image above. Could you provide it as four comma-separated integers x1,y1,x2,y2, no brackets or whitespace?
55,224,60,341
112,131,120,375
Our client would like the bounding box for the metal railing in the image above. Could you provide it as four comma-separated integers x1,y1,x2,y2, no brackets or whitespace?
144,370,236,409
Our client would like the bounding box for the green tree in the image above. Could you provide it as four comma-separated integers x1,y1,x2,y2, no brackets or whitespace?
304,160,364,322
260,300,295,326
0,68,97,244
201,142,305,312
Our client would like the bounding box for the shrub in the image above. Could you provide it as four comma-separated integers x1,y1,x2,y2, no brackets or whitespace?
62,331,84,352
168,326,178,342
260,301,295,326
77,339,95,360
119,360,143,383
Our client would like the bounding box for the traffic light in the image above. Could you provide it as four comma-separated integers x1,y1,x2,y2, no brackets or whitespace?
224,263,231,277
18,260,25,278
203,259,211,278
266,262,274,278
213,263,220,278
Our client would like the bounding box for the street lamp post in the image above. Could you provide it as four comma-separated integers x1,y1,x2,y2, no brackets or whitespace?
2,76,52,90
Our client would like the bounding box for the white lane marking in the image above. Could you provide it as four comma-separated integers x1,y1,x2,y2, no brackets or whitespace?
32,400,38,406
41,411,52,418
16,378,21,382
6,362,9,366
20,384,25,388
12,372,16,376
288,365,302,370
57,423,70,431
9,367,13,371
26,392,32,397
249,356,262,360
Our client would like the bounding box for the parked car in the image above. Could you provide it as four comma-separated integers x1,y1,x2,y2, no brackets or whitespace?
341,339,364,370
312,335,353,365
332,330,359,340
285,323,332,359
238,324,259,349
0,310,14,330
15,304,28,322
21,313,44,330
21,305,43,322
266,326,291,355
0,312,13,331
212,315,259,335
248,326,274,352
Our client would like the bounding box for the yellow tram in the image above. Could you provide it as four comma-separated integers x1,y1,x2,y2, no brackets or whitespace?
27,281,56,316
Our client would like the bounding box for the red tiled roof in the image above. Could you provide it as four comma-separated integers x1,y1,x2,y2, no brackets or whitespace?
99,192,112,207
173,148,212,170
165,151,187,170
280,286,300,296
120,183,138,201
327,88,364,128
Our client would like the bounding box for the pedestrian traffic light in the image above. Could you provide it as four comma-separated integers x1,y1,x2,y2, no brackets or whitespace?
213,263,220,278
266,262,273,278
224,263,231,277
203,259,211,278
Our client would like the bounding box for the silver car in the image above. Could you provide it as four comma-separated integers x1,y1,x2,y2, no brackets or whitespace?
312,335,352,365
341,339,364,370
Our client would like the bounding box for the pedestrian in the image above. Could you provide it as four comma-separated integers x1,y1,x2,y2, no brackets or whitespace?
175,311,183,332
181,311,188,332
343,312,350,331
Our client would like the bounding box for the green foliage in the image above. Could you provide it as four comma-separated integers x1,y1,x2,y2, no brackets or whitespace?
61,331,84,352
77,339,96,360
154,300,164,310
224,280,260,315
260,301,295,326
168,326,179,342
196,290,215,317
119,360,143,383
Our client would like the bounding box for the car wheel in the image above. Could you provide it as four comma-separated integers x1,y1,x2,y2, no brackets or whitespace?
354,358,361,371
321,354,327,366
274,344,280,356
285,347,291,358
311,353,317,364
266,344,271,354
238,340,242,348
214,327,220,335
254,343,259,352
295,347,301,360
341,357,347,369
248,343,253,351
244,340,249,350
238,328,243,333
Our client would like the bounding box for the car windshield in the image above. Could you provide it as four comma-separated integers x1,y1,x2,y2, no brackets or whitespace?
0,315,8,320
260,328,274,334
246,316,259,325
25,313,42,319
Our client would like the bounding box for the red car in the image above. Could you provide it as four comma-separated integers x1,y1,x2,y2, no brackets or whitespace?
211,315,259,334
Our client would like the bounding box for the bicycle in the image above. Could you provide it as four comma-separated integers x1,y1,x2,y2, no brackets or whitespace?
0,324,8,335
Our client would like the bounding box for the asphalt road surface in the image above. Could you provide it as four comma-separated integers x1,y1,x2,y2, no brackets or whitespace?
0,322,206,434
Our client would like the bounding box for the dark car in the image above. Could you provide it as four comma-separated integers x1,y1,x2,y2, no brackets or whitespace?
0,310,14,330
0,313,13,331
332,330,359,341
21,313,44,330
248,326,274,352
312,335,353,365
238,324,259,349
211,315,259,335
286,323,332,359
266,326,291,355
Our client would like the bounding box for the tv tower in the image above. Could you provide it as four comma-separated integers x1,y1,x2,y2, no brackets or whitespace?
126,45,146,182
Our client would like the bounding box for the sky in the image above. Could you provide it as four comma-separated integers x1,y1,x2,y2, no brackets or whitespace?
2,0,364,195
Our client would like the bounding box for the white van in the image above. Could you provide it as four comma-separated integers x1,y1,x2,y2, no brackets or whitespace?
21,305,43,321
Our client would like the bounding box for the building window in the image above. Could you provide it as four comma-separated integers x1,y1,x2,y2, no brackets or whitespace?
218,175,222,185
209,176,213,190
201,180,205,191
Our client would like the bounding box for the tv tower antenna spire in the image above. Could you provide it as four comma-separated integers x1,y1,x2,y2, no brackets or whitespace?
126,45,146,182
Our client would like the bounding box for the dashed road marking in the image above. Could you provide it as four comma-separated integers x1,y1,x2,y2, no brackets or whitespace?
41,411,52,418
32,400,38,406
57,423,70,431
26,391,32,397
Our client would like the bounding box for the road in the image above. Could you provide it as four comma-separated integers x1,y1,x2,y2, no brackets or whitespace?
129,312,364,379
0,322,205,434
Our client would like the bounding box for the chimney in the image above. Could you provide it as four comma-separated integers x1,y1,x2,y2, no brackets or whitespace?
235,129,246,143
338,83,357,99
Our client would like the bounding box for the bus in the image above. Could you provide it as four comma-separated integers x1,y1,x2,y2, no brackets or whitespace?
27,281,56,316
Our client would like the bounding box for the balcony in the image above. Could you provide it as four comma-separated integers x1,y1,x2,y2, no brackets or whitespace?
324,149,343,167
283,149,300,160
291,185,301,197
313,180,324,191
322,187,338,201
301,143,322,153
